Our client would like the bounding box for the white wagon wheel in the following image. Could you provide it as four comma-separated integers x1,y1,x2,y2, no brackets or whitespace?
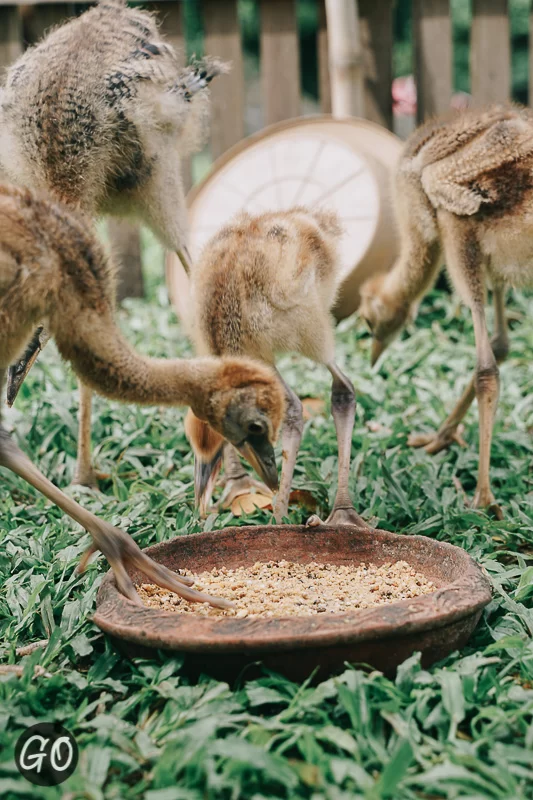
166,115,402,325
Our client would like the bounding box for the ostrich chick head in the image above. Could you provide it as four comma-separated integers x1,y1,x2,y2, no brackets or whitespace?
186,359,285,513
359,274,417,366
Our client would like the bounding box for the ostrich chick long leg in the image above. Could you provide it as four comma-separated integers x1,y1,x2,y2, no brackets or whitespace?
408,284,509,454
0,425,231,609
439,216,503,518
323,362,368,527
73,381,98,488
272,375,304,524
215,444,273,513
471,303,502,518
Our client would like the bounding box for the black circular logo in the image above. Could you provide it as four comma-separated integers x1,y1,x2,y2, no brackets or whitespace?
15,723,78,786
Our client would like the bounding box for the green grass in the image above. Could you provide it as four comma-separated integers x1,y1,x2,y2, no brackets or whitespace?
1,285,533,800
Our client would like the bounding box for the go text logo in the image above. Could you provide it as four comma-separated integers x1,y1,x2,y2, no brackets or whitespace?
15,723,78,786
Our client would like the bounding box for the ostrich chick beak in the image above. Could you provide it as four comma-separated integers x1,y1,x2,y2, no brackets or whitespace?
195,435,278,516
195,445,224,518
176,247,193,276
370,338,386,368
235,435,279,493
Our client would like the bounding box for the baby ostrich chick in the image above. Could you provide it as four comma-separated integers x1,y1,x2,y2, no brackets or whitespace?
0,0,223,253
0,0,227,486
0,184,284,605
186,208,367,527
360,104,533,518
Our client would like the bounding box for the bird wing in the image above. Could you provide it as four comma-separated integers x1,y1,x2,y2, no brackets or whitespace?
118,50,229,155
404,105,515,165
267,270,316,312
171,58,230,101
419,115,533,216
100,1,229,112
115,34,228,97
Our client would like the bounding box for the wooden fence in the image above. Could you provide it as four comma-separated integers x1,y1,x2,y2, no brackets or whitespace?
0,0,520,297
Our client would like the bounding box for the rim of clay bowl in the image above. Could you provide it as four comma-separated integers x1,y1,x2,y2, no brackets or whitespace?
93,525,492,654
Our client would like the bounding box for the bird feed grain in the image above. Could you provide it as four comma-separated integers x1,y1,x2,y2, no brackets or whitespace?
138,560,436,617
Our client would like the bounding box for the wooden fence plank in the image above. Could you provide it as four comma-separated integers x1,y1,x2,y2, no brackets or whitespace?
325,0,365,117
471,0,510,104
0,0,69,4
260,0,300,124
413,0,452,121
0,5,21,182
203,0,244,159
317,0,332,113
0,6,22,70
22,3,72,45
530,3,533,106
359,0,394,128
151,0,185,54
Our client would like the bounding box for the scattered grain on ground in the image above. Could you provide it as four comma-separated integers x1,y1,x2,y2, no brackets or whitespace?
138,560,436,617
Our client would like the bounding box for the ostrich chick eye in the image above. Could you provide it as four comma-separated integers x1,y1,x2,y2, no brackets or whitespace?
248,421,266,435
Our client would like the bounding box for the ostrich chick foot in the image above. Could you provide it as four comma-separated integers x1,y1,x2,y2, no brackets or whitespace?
80,521,233,609
72,465,99,491
408,424,467,455
472,487,504,520
216,475,273,512
306,507,370,529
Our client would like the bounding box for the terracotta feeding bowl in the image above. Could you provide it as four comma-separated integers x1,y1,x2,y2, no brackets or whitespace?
94,525,491,682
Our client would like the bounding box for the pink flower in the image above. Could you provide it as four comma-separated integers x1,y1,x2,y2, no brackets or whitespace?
392,75,417,116
392,76,472,116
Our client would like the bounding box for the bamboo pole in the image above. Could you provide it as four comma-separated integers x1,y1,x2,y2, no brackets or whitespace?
325,0,364,118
